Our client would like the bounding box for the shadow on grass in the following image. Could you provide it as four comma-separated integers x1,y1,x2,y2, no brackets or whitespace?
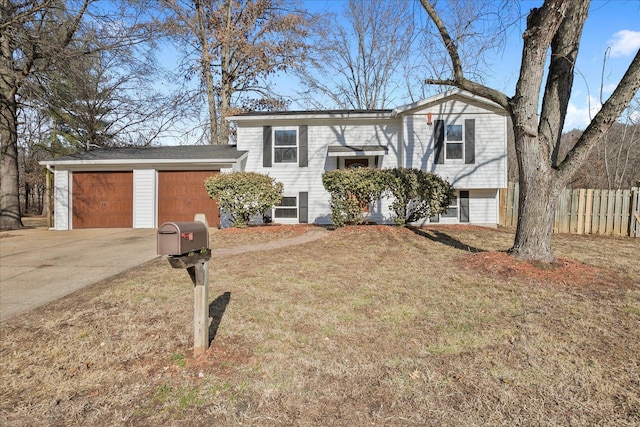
408,226,484,253
209,291,231,345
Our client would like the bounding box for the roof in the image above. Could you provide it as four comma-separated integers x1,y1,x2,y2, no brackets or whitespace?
227,109,394,122
391,89,507,117
40,145,248,167
226,89,507,123
327,145,389,157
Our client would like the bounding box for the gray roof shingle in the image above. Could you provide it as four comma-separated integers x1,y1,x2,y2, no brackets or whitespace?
43,145,247,163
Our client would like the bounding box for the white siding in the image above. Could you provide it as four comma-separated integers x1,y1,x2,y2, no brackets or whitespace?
236,121,400,224
54,170,70,230
410,189,499,226
133,169,156,228
403,97,507,189
233,93,506,226
468,189,499,225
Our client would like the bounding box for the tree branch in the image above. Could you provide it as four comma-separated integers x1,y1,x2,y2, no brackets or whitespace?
561,49,640,179
419,0,510,112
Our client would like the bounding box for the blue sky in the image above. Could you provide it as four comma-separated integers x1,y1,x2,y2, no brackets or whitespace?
302,0,640,130
159,0,640,133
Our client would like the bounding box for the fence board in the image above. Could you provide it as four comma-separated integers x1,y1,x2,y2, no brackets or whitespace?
599,191,608,234
499,183,637,237
592,190,601,234
570,189,579,233
621,190,630,237
630,187,640,237
577,189,586,234
584,189,593,234
606,191,616,235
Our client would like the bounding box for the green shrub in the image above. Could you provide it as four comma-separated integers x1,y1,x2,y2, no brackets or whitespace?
322,168,387,227
322,167,454,227
204,172,283,228
384,168,454,225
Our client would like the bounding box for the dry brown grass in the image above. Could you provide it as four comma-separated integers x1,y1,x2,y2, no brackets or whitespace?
1,226,639,426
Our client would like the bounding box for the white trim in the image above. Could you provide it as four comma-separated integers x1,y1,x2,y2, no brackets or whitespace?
445,122,464,161
40,154,247,167
228,111,392,122
327,149,388,157
391,89,506,117
272,195,299,224
272,126,298,165
133,169,156,228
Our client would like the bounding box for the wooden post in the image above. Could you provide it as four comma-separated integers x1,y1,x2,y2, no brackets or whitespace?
190,260,209,356
168,250,211,357
45,168,53,228
165,213,212,357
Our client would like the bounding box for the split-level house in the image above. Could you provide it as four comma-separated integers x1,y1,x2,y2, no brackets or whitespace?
230,89,508,226
40,89,507,230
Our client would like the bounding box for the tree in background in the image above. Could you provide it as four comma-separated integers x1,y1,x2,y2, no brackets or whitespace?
39,43,178,150
300,0,418,109
1,0,90,230
161,0,310,144
1,0,166,229
420,0,640,262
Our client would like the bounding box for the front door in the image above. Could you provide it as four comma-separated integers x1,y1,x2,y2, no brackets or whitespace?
345,158,369,168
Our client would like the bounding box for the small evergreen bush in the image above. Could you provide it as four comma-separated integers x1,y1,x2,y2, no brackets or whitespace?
205,172,283,228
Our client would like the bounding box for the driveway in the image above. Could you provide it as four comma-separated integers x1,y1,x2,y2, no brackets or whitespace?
0,226,158,322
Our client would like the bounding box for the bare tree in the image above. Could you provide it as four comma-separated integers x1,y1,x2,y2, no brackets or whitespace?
38,42,179,150
601,100,640,190
420,0,640,262
300,0,418,109
1,0,161,230
1,0,91,230
161,0,310,144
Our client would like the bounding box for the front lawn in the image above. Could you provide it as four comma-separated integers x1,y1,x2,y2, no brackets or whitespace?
1,226,638,425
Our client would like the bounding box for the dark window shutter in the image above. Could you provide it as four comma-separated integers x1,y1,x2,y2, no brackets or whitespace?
299,192,308,223
434,119,445,164
460,190,470,223
465,119,475,164
299,125,308,167
263,126,272,167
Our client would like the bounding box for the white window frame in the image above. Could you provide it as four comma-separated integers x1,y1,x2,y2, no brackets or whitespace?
273,195,298,223
430,193,460,224
445,123,464,161
273,127,298,164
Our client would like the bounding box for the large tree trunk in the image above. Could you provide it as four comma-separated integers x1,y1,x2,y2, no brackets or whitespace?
194,0,219,145
509,138,560,262
218,0,233,146
0,99,23,230
420,0,640,263
1,0,23,229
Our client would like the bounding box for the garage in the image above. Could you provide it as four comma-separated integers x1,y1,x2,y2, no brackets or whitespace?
72,171,133,228
41,145,247,230
158,171,220,226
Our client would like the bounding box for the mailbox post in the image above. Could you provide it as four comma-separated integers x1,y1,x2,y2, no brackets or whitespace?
158,214,211,357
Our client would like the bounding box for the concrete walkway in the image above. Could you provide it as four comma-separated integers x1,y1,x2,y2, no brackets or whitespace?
0,225,330,322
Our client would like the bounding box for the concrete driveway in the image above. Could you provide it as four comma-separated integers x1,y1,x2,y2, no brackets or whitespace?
0,226,159,322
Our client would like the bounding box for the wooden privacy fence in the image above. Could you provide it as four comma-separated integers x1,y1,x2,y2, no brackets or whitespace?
500,182,640,238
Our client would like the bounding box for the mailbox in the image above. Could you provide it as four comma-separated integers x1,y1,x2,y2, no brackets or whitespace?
158,221,209,256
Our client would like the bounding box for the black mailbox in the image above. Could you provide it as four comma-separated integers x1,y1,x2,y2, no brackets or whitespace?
158,221,209,256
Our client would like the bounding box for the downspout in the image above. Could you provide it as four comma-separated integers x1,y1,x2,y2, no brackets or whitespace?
44,165,54,229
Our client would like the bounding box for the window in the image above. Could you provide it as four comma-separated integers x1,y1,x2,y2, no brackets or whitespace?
274,196,297,218
441,195,458,218
446,124,463,160
274,129,297,163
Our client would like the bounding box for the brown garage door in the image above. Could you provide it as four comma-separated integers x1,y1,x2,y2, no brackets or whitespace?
72,171,133,228
158,171,220,227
